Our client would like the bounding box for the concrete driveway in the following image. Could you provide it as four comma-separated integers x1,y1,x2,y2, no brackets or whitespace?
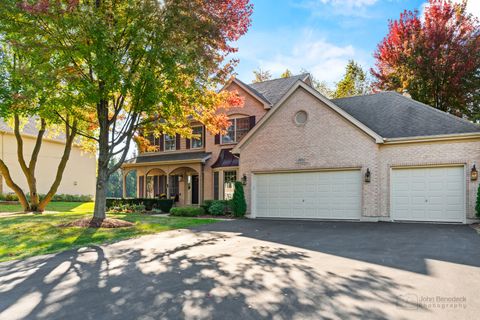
1,220,479,320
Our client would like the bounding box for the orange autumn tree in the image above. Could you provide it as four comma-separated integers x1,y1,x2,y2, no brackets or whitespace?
1,0,252,222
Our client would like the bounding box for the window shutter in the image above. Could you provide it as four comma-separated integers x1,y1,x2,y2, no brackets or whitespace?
214,134,220,144
249,115,256,129
175,134,181,150
159,134,164,151
203,126,206,147
186,138,191,149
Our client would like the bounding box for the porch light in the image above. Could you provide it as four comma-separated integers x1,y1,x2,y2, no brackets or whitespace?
365,168,371,183
241,174,247,186
471,165,478,181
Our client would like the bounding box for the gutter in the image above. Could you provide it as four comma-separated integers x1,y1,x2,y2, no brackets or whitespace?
121,155,212,168
383,132,480,144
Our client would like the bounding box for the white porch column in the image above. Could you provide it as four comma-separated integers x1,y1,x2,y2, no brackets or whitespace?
122,171,127,198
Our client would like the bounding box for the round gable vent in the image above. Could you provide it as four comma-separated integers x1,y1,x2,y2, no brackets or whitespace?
294,110,308,125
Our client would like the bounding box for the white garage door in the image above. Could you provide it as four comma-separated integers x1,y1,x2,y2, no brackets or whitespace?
254,170,362,219
391,166,465,223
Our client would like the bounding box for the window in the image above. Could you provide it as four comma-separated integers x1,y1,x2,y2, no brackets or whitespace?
169,175,179,197
221,117,250,144
223,170,237,200
191,126,203,149
164,134,176,151
145,134,161,152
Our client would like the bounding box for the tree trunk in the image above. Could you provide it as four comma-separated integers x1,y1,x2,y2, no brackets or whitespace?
93,97,110,220
38,121,78,211
13,115,45,212
0,160,30,211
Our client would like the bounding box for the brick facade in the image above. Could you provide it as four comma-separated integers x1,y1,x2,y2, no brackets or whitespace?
238,87,480,221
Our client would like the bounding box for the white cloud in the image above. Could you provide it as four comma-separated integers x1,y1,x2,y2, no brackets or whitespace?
234,29,370,85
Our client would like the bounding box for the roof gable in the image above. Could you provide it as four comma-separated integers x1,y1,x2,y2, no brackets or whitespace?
232,81,383,154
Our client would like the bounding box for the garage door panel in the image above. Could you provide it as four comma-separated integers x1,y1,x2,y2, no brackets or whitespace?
391,167,464,222
255,170,361,219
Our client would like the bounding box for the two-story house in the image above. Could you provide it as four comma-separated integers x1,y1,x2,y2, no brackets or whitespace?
121,74,311,207
122,73,480,224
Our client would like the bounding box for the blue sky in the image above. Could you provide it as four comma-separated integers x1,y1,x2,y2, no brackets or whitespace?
231,0,477,86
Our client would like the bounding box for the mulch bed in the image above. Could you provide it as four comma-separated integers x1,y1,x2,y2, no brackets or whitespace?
471,223,480,232
60,217,134,228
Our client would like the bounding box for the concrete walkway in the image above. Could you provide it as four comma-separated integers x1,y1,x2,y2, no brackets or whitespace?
1,220,479,320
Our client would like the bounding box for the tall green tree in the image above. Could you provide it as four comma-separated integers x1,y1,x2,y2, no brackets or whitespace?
252,68,272,83
334,60,369,98
0,40,82,212
1,0,252,221
371,0,480,118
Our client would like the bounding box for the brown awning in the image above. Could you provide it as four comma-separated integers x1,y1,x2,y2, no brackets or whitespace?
211,148,239,168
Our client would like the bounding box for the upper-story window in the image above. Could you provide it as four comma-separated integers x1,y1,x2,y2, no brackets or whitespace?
191,126,203,149
221,117,250,144
164,134,176,151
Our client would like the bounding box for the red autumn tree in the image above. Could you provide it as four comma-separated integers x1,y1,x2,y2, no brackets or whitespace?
372,0,480,119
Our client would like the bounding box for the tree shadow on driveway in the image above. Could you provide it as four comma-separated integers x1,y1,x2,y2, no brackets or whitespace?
0,229,419,320
191,219,480,274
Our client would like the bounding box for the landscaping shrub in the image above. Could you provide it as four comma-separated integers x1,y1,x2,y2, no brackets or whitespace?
106,198,174,212
109,203,146,213
170,206,205,217
0,193,93,203
201,200,214,213
0,193,19,201
208,201,225,215
49,194,93,202
231,181,247,217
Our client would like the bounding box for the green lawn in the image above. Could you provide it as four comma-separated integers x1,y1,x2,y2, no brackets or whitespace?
0,201,95,213
0,202,217,262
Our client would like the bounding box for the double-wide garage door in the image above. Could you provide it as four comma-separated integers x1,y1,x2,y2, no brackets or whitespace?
254,170,362,219
391,166,465,223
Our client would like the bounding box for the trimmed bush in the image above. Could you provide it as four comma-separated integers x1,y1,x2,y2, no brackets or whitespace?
170,206,205,217
201,200,214,213
208,201,225,215
106,198,174,212
231,181,247,217
0,193,93,202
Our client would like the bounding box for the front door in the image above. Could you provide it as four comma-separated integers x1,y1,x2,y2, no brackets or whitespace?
192,175,199,204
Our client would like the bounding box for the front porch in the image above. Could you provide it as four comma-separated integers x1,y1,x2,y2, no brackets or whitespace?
121,152,211,206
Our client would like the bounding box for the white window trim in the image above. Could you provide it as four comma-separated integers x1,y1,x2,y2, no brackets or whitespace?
223,170,237,200
164,134,176,152
191,126,204,149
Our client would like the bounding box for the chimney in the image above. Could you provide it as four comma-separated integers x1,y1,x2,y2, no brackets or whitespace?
402,89,411,98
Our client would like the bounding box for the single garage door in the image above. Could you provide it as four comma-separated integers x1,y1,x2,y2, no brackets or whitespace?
391,166,465,223
254,170,362,219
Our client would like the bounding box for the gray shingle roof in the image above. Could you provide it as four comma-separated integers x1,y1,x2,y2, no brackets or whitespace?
0,117,66,141
248,73,309,105
332,92,480,139
133,152,211,164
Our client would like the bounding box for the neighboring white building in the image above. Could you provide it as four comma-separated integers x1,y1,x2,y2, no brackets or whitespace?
0,119,96,197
